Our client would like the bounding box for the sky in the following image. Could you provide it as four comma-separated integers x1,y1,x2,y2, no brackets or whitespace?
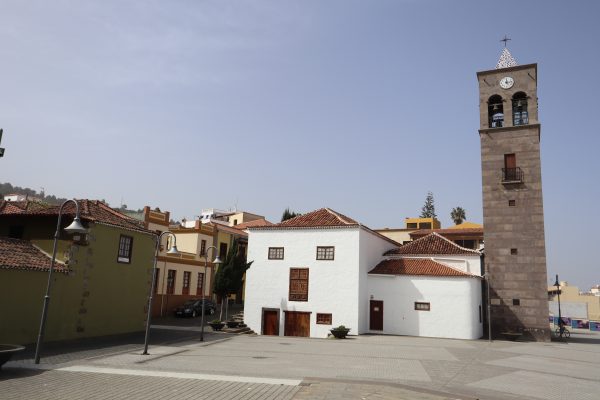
1,1,598,289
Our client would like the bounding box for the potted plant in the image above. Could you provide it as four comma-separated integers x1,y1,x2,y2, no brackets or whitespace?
209,319,225,331
330,325,351,339
226,320,240,328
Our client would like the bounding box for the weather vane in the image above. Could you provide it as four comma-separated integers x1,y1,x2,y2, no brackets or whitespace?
500,35,511,47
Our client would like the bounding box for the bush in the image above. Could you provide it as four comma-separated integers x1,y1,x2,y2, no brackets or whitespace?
211,319,222,324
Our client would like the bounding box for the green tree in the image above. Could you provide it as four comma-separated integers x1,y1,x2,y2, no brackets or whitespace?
419,191,437,219
213,238,253,320
281,207,301,222
450,207,467,225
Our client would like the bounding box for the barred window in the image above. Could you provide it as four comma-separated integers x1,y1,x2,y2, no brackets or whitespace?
316,313,332,325
200,240,207,256
415,302,430,311
182,271,191,295
197,272,204,296
289,268,309,301
316,246,334,260
117,235,133,263
268,247,284,260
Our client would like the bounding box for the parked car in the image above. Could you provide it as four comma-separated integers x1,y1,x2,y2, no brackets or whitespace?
174,299,216,318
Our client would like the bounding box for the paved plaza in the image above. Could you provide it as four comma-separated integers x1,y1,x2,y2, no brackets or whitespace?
2,326,600,399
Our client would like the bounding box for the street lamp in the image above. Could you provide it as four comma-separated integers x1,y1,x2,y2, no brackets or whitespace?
200,246,222,341
34,199,87,364
554,274,563,336
142,231,179,355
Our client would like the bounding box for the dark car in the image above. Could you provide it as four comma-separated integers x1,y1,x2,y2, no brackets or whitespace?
174,299,216,318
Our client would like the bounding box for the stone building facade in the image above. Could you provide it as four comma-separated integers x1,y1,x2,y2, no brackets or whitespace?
477,50,551,341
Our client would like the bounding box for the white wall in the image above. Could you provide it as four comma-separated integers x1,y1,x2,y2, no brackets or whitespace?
367,275,483,339
244,227,361,338
358,230,399,333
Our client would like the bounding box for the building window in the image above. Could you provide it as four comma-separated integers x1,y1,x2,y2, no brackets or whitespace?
508,200,516,207
316,313,332,325
513,299,520,306
268,247,284,260
455,239,476,249
488,94,504,128
197,272,204,296
233,219,238,225
219,242,228,258
415,302,430,311
117,235,133,263
511,248,518,255
316,246,335,260
479,305,482,323
512,92,529,126
419,222,432,229
154,268,160,294
166,269,176,294
406,223,418,229
182,271,191,295
200,240,207,256
289,268,309,302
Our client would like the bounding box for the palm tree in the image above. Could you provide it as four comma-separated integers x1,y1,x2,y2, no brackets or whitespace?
450,207,466,225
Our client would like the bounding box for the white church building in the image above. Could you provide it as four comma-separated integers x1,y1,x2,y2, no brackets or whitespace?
244,208,483,340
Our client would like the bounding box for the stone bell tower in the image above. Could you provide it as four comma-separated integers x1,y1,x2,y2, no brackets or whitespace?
477,46,550,341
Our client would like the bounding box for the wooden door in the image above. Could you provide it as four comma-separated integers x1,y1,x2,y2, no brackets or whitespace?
262,310,279,336
370,300,383,331
284,311,310,337
504,153,516,169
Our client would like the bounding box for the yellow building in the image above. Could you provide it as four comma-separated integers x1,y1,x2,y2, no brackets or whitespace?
404,217,441,230
548,282,600,321
376,217,441,244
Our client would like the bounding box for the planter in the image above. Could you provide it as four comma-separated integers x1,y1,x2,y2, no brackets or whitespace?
0,344,25,369
500,332,522,341
209,322,225,331
330,328,350,339
226,321,240,329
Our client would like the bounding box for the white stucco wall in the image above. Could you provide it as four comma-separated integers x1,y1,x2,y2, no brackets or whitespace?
367,275,483,339
358,229,399,333
244,227,362,338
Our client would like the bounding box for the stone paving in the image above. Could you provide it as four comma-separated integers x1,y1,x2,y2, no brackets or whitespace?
2,326,600,399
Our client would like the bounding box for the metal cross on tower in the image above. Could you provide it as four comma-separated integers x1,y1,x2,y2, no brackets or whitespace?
500,35,511,47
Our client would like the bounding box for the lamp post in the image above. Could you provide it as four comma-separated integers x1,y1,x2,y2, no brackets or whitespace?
142,231,179,355
200,246,222,341
554,274,563,336
34,199,88,364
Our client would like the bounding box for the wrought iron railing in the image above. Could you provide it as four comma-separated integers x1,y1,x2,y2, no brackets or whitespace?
502,167,524,183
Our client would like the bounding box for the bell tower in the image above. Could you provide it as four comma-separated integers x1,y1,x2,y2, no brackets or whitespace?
477,46,551,341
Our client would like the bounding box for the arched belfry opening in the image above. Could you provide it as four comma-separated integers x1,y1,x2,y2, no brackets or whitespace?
488,95,504,128
512,92,528,126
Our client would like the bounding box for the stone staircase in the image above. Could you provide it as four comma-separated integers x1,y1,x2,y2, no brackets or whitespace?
221,311,256,335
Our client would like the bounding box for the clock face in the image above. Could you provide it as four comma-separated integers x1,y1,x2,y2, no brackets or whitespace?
500,76,514,89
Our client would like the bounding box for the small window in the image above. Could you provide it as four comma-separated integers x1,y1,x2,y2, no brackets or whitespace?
419,222,432,229
197,272,204,296
415,302,430,311
513,299,520,306
316,313,332,325
233,219,238,225
182,271,191,295
289,268,309,301
166,269,176,294
268,247,284,260
406,223,418,229
117,235,133,263
219,242,228,258
511,248,518,255
200,239,207,256
316,246,335,260
479,305,482,323
508,200,516,207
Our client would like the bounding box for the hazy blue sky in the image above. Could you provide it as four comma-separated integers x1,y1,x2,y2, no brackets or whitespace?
1,1,598,289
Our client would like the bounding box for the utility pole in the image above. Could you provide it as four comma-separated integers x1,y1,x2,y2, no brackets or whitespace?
0,129,5,158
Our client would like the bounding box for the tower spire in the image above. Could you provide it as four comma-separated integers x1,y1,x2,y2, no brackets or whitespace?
496,47,517,69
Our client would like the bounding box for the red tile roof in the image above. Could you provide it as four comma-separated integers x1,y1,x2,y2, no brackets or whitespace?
0,237,68,273
384,232,480,256
233,218,274,230
368,258,477,277
251,208,359,229
0,200,151,234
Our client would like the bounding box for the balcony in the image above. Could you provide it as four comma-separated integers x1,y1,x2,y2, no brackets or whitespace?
502,167,524,183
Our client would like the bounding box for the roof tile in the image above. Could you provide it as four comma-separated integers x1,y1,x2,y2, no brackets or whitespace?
263,208,358,229
369,258,476,277
0,237,68,273
385,232,480,256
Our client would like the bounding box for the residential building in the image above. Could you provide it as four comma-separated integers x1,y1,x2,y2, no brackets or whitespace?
409,224,484,250
376,217,441,245
0,200,156,344
478,49,550,341
244,208,483,340
548,281,600,321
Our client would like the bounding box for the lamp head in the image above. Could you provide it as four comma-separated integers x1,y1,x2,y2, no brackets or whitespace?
212,255,222,265
554,274,560,288
167,244,179,255
64,216,87,234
